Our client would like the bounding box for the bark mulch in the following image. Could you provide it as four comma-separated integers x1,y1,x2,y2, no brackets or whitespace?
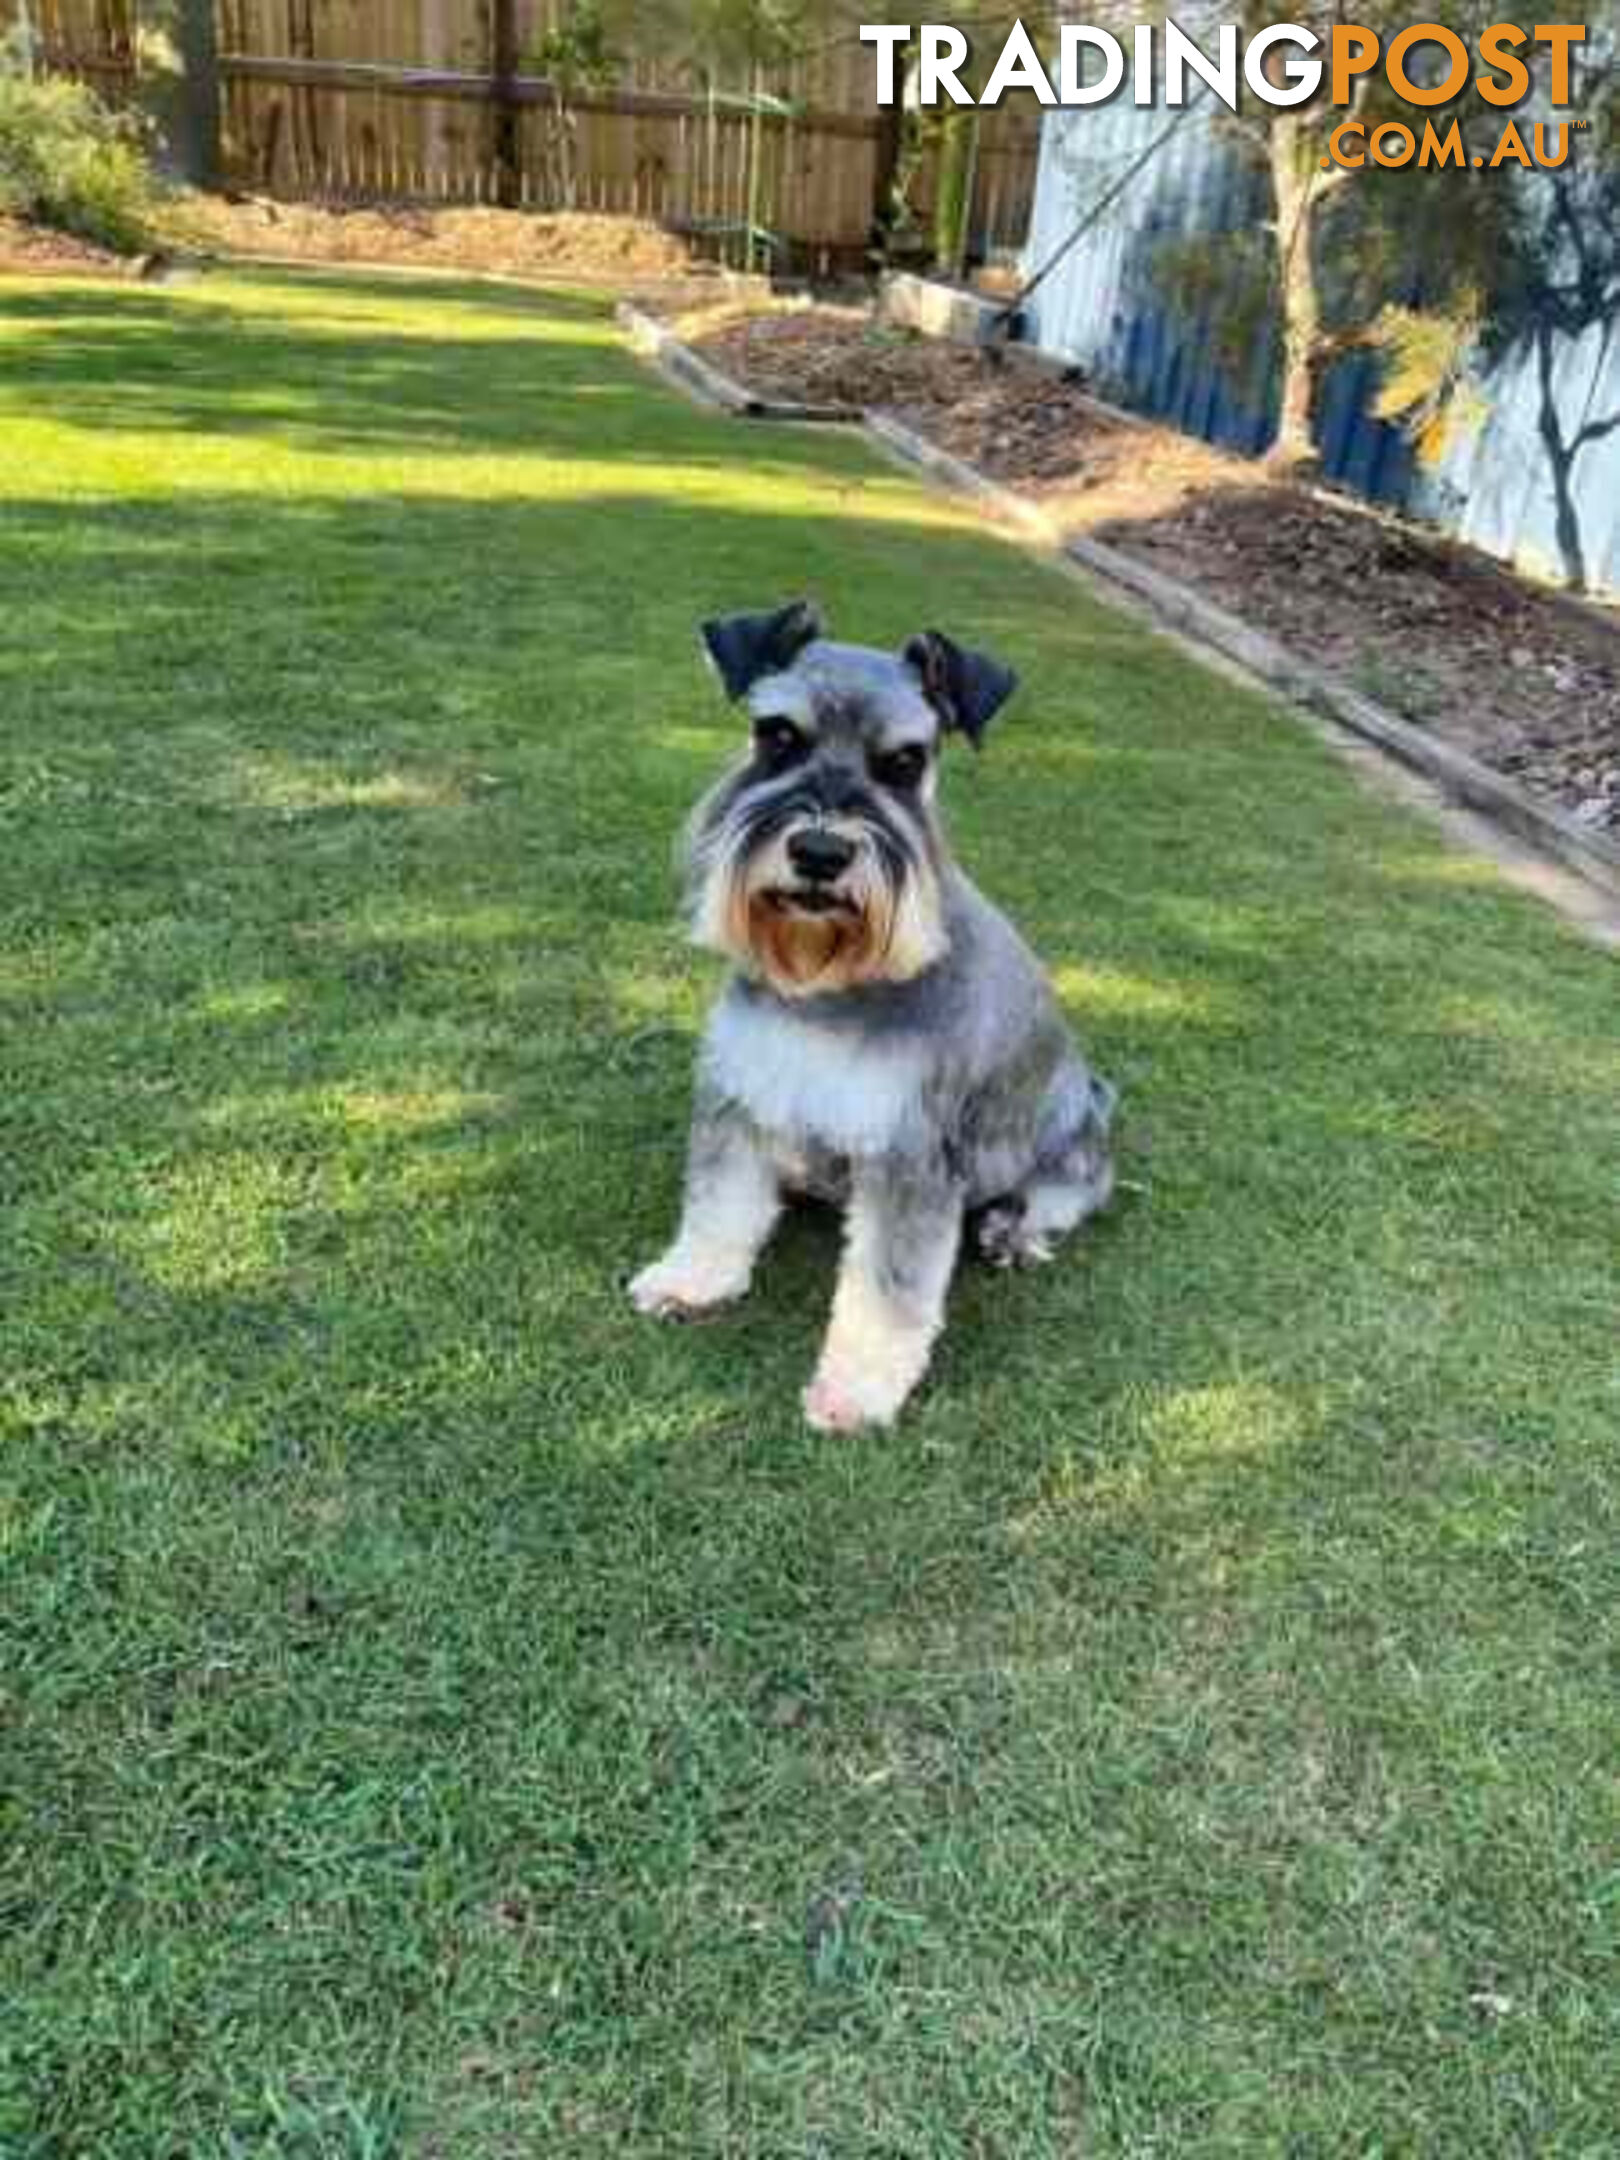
681,304,1620,836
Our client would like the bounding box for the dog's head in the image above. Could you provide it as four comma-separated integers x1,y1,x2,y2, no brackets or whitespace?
684,600,1017,999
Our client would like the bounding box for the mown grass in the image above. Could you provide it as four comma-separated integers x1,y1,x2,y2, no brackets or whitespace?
1,267,1615,2158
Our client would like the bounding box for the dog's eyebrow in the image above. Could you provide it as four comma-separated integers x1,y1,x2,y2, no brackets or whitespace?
745,676,814,725
865,707,937,751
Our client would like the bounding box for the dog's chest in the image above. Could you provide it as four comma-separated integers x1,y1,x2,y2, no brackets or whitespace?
702,994,931,1159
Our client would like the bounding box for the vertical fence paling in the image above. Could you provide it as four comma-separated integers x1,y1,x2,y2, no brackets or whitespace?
1,0,1042,255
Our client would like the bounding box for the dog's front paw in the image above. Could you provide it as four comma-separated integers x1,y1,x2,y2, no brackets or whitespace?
627,1251,747,1322
802,1364,910,1434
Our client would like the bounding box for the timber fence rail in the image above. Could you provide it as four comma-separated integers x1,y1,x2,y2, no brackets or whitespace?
8,1,1039,262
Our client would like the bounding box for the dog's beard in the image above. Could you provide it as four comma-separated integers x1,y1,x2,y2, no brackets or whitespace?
688,788,947,998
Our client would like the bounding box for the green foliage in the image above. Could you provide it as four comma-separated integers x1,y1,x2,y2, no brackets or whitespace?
1135,4,1606,464
526,0,625,207
1150,225,1275,383
620,0,839,86
0,36,156,252
686,0,820,74
932,110,977,278
1371,297,1489,464
527,0,622,97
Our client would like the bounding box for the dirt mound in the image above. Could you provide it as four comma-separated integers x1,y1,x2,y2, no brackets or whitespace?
171,195,693,282
0,213,131,276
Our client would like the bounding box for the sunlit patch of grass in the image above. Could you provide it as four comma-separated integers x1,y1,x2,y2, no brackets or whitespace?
298,900,548,949
606,965,707,1029
330,1085,505,1133
118,1150,312,1293
654,722,739,760
223,756,471,814
195,1083,504,1139
1051,960,1243,1027
1379,848,1513,890
192,981,294,1023
1143,1378,1310,1466
0,268,1615,2160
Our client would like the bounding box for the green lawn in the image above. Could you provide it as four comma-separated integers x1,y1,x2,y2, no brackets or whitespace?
1,268,1615,2158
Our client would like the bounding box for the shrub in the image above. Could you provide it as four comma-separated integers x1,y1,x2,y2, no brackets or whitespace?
0,35,157,253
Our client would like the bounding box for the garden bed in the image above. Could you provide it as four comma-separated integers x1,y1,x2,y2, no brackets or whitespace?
0,211,132,276
167,194,701,288
3,194,705,290
677,303,1620,836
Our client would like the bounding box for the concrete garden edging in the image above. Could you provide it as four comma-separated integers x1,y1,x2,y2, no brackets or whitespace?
620,308,1620,907
617,302,860,422
876,270,1010,345
1056,525,1620,900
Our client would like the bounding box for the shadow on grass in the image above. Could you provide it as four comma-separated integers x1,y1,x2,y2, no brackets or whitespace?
0,272,880,476
7,479,1612,1536
2,295,1616,2151
5,480,1612,1437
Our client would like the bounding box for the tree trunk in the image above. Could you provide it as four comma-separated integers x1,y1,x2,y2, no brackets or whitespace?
1533,314,1589,591
745,63,764,275
1267,111,1321,466
136,0,221,189
870,96,906,264
491,0,521,210
421,0,458,192
933,110,978,283
14,2,37,80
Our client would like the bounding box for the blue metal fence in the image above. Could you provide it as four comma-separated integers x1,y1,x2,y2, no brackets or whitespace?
1021,98,1620,597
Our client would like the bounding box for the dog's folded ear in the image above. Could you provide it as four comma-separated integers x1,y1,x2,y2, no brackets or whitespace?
902,631,1018,748
700,600,823,701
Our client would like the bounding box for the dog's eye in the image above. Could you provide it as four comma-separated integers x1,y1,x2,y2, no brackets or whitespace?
754,718,808,769
872,745,928,791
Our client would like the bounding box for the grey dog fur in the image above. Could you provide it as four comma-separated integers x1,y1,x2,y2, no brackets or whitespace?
630,606,1116,1428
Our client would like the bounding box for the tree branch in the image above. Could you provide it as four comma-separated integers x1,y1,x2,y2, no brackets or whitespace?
1314,159,1360,200
1571,408,1620,451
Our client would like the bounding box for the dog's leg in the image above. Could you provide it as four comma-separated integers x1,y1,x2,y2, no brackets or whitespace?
629,1099,781,1320
976,1158,1114,1268
977,1069,1115,1268
804,1162,963,1433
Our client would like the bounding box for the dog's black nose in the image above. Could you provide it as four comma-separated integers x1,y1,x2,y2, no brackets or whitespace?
787,828,856,883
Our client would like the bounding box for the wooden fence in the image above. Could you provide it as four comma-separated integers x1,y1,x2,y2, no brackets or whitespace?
9,2,1040,264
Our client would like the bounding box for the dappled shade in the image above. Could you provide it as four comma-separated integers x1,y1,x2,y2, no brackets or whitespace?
1,270,1615,2155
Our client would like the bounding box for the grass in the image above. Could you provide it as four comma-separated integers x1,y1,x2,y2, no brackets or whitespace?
0,267,1615,2158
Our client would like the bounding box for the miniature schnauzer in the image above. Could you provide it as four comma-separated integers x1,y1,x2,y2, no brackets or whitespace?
630,600,1116,1432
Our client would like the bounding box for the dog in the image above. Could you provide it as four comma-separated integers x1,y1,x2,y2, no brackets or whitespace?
629,600,1116,1433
